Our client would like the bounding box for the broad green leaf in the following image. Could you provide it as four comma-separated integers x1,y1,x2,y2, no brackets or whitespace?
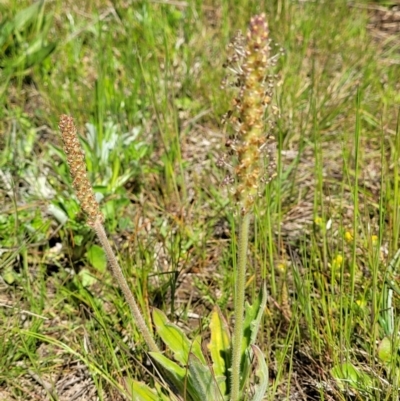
208,306,230,397
378,337,392,363
13,1,43,31
78,269,97,287
331,362,373,392
3,269,16,285
74,235,84,246
0,1,56,91
11,39,57,70
250,345,269,401
123,377,179,401
25,42,57,68
0,21,15,48
86,244,107,272
150,352,205,401
153,381,177,401
331,362,359,390
153,309,206,365
149,352,186,397
191,335,207,366
123,378,160,401
0,1,44,48
188,354,223,401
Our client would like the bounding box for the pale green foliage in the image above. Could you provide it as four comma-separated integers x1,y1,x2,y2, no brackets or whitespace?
143,286,268,401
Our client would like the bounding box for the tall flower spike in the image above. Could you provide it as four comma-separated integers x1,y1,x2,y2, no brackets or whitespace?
59,114,159,353
59,115,104,226
221,13,278,215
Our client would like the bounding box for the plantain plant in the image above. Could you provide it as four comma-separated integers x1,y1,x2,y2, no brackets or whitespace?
59,13,279,401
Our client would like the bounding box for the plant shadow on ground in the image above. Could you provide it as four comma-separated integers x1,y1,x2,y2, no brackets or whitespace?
2,0,400,400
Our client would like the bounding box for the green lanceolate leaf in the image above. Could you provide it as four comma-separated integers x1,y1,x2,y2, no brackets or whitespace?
24,41,57,69
208,306,231,397
123,378,161,401
191,334,207,367
331,362,373,393
153,308,206,365
149,352,186,397
150,352,213,401
13,1,44,31
250,345,269,401
249,282,268,346
154,382,176,401
0,1,44,48
241,282,268,390
187,354,223,401
123,378,175,401
242,282,267,351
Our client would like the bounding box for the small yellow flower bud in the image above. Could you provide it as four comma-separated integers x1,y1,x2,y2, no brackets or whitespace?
344,231,353,243
356,299,366,308
332,255,343,270
314,216,323,226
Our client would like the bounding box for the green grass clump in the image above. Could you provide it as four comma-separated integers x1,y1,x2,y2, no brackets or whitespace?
2,1,400,400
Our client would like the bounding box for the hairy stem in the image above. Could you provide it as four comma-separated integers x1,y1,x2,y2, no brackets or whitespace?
230,212,251,401
93,220,160,353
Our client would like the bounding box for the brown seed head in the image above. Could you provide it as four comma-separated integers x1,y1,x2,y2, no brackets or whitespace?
59,114,104,226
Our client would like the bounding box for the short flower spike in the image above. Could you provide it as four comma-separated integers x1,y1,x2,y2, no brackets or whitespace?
59,114,104,226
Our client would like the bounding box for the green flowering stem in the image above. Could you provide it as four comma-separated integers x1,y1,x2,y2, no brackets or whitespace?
220,14,278,401
231,212,250,401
